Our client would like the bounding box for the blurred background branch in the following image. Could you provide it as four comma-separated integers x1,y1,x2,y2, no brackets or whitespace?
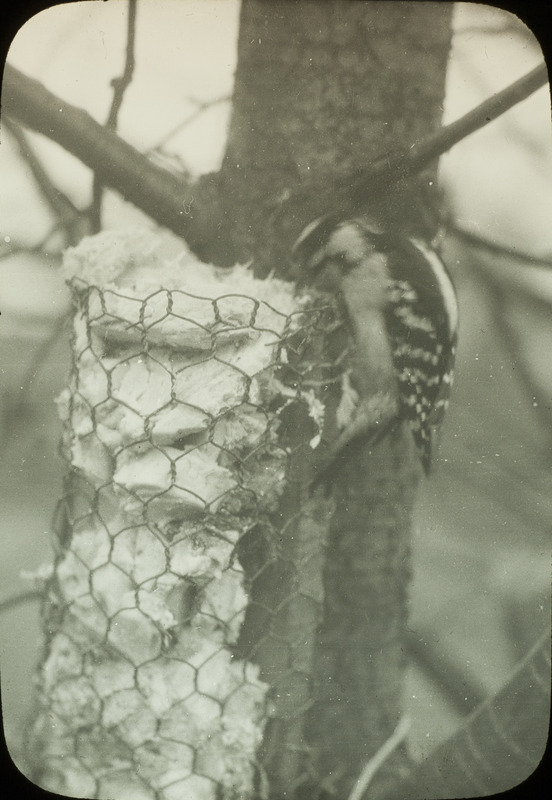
451,225,552,269
90,0,137,231
2,118,87,247
392,629,550,800
1,63,216,253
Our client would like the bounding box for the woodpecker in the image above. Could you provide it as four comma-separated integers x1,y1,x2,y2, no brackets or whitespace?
292,216,458,479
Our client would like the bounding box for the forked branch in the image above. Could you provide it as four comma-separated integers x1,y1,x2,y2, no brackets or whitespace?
2,62,548,256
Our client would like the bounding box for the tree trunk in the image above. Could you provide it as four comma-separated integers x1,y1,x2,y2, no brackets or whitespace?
205,0,452,275
211,2,453,797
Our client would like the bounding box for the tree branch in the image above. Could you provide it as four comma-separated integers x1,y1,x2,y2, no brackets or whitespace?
451,224,552,270
346,63,549,208
3,118,82,226
2,61,547,260
391,630,551,800
90,0,137,230
105,0,137,131
475,264,552,437
0,588,42,614
1,63,222,258
148,94,231,153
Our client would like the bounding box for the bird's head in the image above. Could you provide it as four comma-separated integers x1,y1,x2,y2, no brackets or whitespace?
292,216,383,291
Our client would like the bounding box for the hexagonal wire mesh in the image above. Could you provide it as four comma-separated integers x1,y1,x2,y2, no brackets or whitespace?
26,231,340,800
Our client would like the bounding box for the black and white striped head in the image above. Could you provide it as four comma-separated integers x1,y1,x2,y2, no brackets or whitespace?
292,215,384,289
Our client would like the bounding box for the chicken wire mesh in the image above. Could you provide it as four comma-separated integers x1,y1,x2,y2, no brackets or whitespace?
25,230,341,800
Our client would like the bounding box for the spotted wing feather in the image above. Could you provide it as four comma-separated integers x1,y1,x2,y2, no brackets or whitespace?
379,235,458,473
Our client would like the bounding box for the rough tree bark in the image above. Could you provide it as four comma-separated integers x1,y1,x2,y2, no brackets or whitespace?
205,0,452,274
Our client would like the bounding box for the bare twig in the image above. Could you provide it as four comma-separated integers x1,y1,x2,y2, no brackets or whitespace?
393,631,551,800
90,0,137,230
0,589,43,614
19,314,69,399
450,225,552,270
3,117,87,245
468,260,552,437
2,63,216,254
106,0,137,131
406,632,486,715
1,313,69,454
149,94,231,152
447,460,552,535
0,230,54,260
347,716,411,800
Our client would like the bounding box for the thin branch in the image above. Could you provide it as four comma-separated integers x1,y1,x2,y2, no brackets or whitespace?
479,268,552,436
1,63,218,255
0,226,58,260
347,716,411,800
346,63,549,208
1,313,69,454
392,630,551,800
19,313,69,399
149,94,231,153
90,0,137,230
450,225,552,270
406,631,486,715
3,117,86,243
106,0,137,131
0,589,42,614
447,458,552,536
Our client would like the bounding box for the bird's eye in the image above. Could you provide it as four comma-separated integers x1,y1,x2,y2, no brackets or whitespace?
334,251,359,274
